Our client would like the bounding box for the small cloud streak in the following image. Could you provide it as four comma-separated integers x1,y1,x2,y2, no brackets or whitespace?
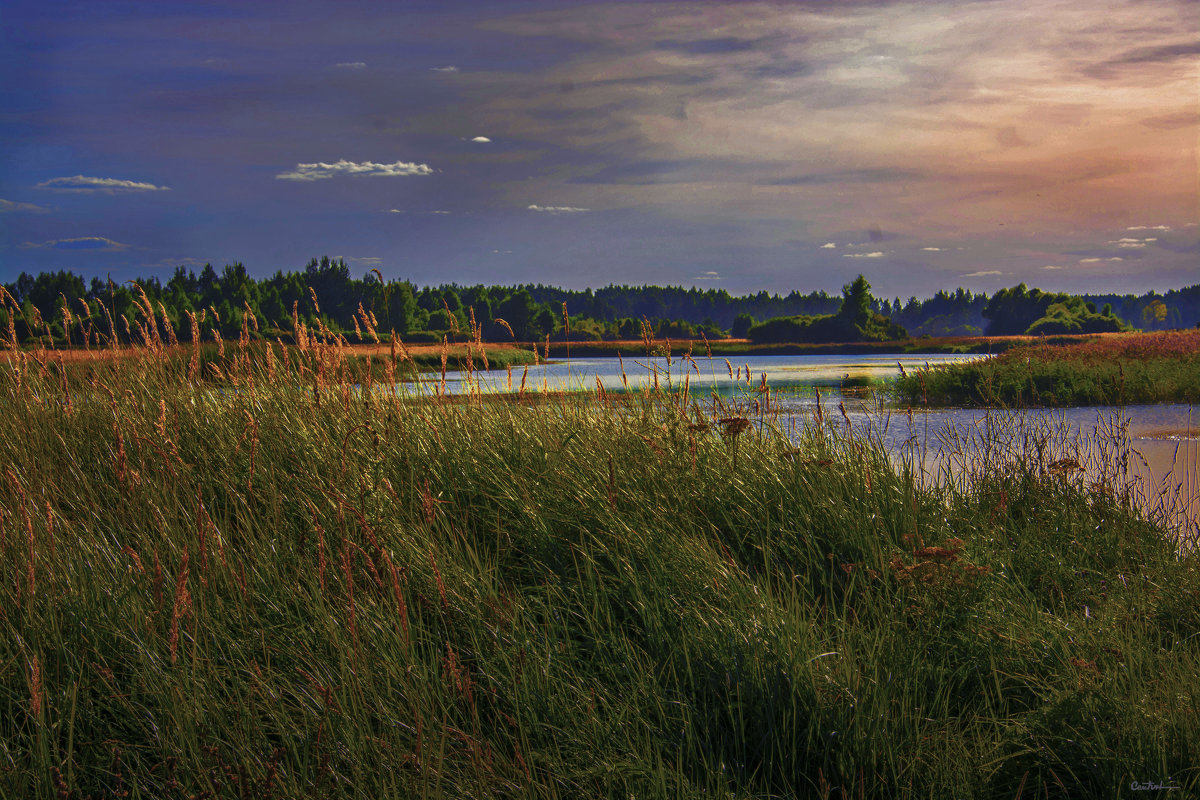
1079,257,1125,263
338,255,382,265
843,251,884,258
1126,225,1171,231
921,247,943,252
820,242,837,249
528,204,589,213
470,136,492,143
36,175,169,193
963,270,1003,277
276,160,433,181
21,236,130,251
334,62,368,70
694,271,722,280
1043,265,1065,270
430,65,459,72
0,198,49,213
1107,237,1157,248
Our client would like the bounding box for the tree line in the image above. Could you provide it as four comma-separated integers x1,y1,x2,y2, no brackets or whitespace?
2,257,1197,347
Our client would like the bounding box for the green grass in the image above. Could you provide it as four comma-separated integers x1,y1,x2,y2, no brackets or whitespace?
893,331,1200,407
1,340,1197,798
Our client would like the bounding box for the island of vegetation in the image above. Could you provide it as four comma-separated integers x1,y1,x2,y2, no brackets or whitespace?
895,328,1200,407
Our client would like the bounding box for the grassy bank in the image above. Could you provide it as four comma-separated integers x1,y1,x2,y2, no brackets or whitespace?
894,330,1200,407
539,334,1067,359
1,339,1197,798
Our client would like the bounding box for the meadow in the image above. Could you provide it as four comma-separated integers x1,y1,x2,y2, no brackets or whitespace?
1,315,1197,798
893,330,1200,407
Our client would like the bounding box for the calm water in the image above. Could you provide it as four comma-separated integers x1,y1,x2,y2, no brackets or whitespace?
416,353,1199,540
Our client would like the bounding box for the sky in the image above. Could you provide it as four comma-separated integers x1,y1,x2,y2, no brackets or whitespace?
1,0,1197,299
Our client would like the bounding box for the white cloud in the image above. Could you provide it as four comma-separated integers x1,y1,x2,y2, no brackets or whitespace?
337,255,382,265
1043,265,1065,270
1126,225,1170,231
430,66,460,72
20,236,130,251
694,271,722,280
386,208,405,214
276,159,433,181
0,198,49,213
1106,237,1157,248
470,136,492,143
820,242,837,248
334,62,367,70
921,246,943,251
431,210,451,215
962,270,1003,277
36,175,169,193
843,251,884,258
1080,257,1124,263
528,204,589,213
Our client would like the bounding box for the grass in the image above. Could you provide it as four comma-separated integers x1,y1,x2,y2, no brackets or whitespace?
0,325,1197,797
893,330,1200,407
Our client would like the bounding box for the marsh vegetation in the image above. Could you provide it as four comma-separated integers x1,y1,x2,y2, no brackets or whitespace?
1,304,1197,798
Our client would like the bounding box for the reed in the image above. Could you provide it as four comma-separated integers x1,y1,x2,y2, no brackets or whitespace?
0,313,1195,799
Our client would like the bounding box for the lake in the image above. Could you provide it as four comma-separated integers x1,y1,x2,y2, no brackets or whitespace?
414,353,1199,542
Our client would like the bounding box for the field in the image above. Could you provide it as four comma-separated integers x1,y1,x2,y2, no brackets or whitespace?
1,332,1198,798
894,330,1200,407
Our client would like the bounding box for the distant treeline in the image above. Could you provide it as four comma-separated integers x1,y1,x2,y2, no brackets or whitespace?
2,257,1198,346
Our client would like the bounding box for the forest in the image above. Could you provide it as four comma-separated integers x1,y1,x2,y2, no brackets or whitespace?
2,256,1198,346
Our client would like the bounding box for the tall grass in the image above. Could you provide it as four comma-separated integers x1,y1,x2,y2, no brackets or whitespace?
0,328,1197,797
894,330,1200,407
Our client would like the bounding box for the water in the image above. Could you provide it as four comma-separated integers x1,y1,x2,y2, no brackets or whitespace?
414,353,1199,541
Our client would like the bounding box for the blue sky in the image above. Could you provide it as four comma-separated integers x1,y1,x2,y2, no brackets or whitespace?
1,0,1196,298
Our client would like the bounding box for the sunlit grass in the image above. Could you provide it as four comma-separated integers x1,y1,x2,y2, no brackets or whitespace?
894,330,1200,407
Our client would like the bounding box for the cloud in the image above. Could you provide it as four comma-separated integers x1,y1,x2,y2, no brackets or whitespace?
334,62,367,70
655,37,762,56
1107,237,1157,248
276,160,433,181
756,168,924,187
1141,111,1200,130
337,255,382,265
36,175,169,193
0,198,49,213
1126,225,1171,231
527,204,589,213
1079,257,1124,263
431,210,451,215
156,257,210,269
1043,265,1065,270
693,271,723,280
430,65,460,72
21,236,130,251
921,247,943,252
820,242,837,248
843,251,884,258
470,136,492,143
962,270,1003,277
